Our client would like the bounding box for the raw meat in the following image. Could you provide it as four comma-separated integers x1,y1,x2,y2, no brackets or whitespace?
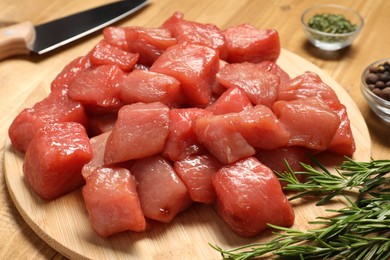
163,108,212,161
195,113,256,164
216,62,279,107
277,71,341,107
7,12,358,239
211,59,229,95
206,87,253,115
212,157,295,237
131,155,192,223
229,105,290,150
104,102,170,164
125,26,177,66
86,113,117,137
277,72,355,155
327,105,356,156
273,98,340,150
174,154,222,203
103,26,128,51
120,69,183,107
88,40,139,71
50,55,91,92
150,42,219,105
82,166,146,237
256,60,291,90
195,105,289,163
82,131,111,179
223,24,280,63
8,88,87,152
67,64,125,114
23,122,92,200
162,11,228,59
256,146,311,186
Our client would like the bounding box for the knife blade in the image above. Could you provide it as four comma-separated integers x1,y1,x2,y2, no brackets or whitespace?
0,0,149,60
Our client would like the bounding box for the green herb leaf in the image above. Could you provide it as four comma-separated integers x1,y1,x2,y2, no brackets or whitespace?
308,13,357,34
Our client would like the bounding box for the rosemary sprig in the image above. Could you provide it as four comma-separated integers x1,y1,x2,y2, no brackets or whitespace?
210,158,390,260
277,157,390,205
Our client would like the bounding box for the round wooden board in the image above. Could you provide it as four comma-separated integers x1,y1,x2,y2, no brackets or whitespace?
4,49,371,260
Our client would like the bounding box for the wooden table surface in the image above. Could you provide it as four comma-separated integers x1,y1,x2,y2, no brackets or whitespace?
0,0,389,259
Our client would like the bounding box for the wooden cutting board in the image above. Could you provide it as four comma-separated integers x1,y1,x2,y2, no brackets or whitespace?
4,49,371,260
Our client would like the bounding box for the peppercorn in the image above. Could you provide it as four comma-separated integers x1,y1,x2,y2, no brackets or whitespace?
372,88,382,96
364,60,390,102
379,72,389,82
368,65,378,73
366,73,379,84
382,87,390,100
375,81,385,89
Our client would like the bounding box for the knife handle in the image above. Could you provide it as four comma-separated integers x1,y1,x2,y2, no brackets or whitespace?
0,22,35,60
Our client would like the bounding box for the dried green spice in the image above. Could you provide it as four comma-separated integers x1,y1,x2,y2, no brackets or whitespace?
308,13,357,34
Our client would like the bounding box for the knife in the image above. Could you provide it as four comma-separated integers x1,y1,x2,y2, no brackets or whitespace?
0,0,149,60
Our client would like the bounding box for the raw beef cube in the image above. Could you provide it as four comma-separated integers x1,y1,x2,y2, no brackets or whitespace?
104,102,170,164
228,105,290,150
103,26,128,51
162,11,228,59
327,105,356,156
8,88,88,153
120,69,183,107
256,60,291,91
277,72,341,107
206,87,253,115
223,24,281,63
273,98,341,151
82,167,146,237
23,122,92,200
125,26,177,66
256,146,312,186
131,155,192,223
163,108,212,161
82,131,111,179
88,40,139,71
212,157,295,237
50,55,91,92
86,112,117,137
212,59,229,96
150,42,219,105
195,114,256,164
216,62,279,107
174,154,222,204
68,64,125,113
160,10,184,31
277,72,355,156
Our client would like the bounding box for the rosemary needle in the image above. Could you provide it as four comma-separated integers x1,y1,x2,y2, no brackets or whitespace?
210,158,390,260
277,157,390,205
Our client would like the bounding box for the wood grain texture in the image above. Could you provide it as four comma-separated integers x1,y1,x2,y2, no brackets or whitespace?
1,0,388,259
4,49,371,260
0,21,35,60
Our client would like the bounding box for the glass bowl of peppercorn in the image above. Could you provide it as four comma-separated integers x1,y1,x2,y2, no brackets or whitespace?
361,58,390,124
301,4,364,51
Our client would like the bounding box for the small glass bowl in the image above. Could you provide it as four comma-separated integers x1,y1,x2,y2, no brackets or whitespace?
301,4,364,51
361,58,390,124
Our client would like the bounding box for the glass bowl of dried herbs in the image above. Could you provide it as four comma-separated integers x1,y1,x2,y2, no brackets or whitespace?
301,4,364,51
